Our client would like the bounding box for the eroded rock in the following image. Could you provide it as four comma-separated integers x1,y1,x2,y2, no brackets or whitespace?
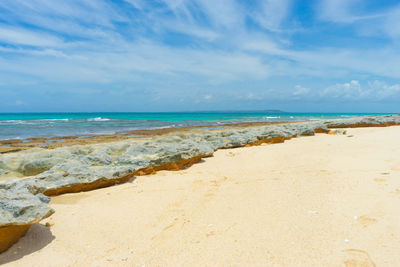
324,115,400,128
1,115,400,198
0,186,54,253
0,115,399,253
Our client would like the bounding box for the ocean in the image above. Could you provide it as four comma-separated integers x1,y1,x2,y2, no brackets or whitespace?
0,112,394,140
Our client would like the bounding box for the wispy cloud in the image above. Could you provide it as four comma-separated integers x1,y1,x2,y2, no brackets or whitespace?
253,0,292,32
317,0,365,23
313,80,400,101
0,0,399,111
317,0,400,40
0,25,64,47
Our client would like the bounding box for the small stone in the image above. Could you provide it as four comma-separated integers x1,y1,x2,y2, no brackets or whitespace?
330,129,347,135
45,221,55,227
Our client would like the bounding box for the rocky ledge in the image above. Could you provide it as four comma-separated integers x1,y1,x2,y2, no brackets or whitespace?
0,186,54,253
324,114,400,128
0,114,399,253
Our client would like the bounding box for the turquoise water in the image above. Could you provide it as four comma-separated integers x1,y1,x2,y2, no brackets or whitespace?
0,112,394,140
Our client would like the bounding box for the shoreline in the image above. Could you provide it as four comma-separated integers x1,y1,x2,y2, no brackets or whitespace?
0,120,303,154
1,114,400,257
1,126,400,266
1,114,398,154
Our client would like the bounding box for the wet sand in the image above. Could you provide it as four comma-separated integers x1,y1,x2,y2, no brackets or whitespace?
1,126,400,266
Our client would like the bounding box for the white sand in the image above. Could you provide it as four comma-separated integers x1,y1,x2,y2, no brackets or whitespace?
1,126,400,266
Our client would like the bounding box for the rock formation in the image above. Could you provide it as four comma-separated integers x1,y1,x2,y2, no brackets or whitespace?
0,114,399,253
0,186,54,253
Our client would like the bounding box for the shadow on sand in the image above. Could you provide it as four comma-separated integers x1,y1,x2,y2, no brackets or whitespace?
0,224,55,265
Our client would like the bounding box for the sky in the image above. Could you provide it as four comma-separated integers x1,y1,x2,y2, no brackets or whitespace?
0,0,400,113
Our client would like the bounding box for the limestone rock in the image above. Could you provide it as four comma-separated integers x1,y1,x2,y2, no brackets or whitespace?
0,114,399,254
324,115,400,128
0,186,53,227
0,185,54,253
0,115,399,197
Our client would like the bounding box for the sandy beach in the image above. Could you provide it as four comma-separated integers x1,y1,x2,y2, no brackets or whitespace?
1,126,400,266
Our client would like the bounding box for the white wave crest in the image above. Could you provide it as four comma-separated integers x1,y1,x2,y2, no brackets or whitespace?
88,117,111,122
264,116,280,119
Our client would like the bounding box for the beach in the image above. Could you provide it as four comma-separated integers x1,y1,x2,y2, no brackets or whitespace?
1,126,399,266
2,0,400,265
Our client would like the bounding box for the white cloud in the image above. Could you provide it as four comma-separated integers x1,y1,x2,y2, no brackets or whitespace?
382,7,400,39
123,0,146,10
293,85,310,96
253,0,291,32
320,80,365,99
320,80,400,100
0,0,399,107
317,0,363,23
161,20,220,41
0,39,270,84
0,26,64,47
195,0,243,29
317,0,400,40
242,36,283,55
368,80,400,100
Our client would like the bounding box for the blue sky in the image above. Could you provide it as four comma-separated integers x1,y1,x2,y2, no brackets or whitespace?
0,0,400,112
